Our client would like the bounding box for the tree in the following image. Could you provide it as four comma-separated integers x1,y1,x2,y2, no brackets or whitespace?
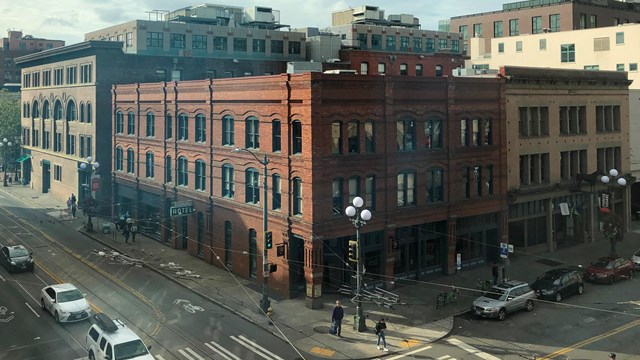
602,212,624,256
0,92,22,171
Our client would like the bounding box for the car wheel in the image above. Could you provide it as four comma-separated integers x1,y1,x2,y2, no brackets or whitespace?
525,300,534,311
40,299,46,311
54,311,60,323
555,292,562,302
577,284,584,295
88,351,95,360
498,308,507,321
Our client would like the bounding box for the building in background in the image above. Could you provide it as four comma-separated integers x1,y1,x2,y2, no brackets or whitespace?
112,72,508,306
0,30,64,87
448,0,640,54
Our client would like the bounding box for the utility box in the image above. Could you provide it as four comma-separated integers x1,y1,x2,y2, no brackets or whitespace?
102,223,111,234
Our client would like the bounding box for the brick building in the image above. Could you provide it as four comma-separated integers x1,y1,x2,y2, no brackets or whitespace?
1,30,64,87
112,73,507,307
449,0,640,53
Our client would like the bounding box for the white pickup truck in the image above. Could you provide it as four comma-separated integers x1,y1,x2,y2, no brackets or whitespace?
86,313,154,360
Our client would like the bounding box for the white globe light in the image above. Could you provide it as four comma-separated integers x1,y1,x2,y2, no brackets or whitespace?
361,209,372,221
87,156,93,163
345,206,356,217
609,169,618,178
2,138,7,143
618,178,627,187
93,162,100,169
79,163,87,170
601,175,610,184
7,142,11,147
352,196,364,208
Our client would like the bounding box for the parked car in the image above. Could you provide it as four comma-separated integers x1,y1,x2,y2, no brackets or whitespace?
0,244,34,273
40,283,92,322
632,248,640,271
584,257,634,284
471,280,536,321
531,268,584,302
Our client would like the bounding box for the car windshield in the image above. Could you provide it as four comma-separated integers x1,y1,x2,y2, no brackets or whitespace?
483,288,508,301
114,339,149,360
57,289,84,303
592,259,613,269
9,247,30,257
635,249,640,257
538,272,560,282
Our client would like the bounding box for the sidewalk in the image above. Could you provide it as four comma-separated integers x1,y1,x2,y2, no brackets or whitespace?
4,184,640,359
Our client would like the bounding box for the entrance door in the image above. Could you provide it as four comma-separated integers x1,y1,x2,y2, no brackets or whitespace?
42,161,50,193
289,235,306,298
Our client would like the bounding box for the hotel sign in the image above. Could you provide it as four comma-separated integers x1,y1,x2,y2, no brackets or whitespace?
169,201,195,217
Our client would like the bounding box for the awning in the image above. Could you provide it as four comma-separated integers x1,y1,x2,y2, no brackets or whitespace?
15,155,31,163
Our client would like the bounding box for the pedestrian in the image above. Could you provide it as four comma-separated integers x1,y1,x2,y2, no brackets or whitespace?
609,353,616,359
492,262,499,285
331,300,344,337
66,198,72,213
122,226,130,243
131,224,137,242
71,193,76,206
71,204,77,218
375,318,388,352
8,175,11,184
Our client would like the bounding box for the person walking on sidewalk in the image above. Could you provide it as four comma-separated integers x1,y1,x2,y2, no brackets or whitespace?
131,224,137,242
71,203,77,218
122,226,130,243
66,198,72,214
492,262,499,285
331,300,344,337
375,318,388,352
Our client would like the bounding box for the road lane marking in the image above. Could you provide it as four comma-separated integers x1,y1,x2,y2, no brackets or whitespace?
437,356,455,360
231,335,285,360
387,345,432,359
447,338,501,360
205,341,242,360
25,302,39,317
539,318,640,359
178,347,206,360
154,356,166,360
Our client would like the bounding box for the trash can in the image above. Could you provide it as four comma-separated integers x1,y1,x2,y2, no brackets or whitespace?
102,223,111,234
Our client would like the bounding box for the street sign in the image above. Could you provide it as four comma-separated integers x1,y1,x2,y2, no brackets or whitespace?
169,205,195,217
91,175,100,191
500,242,508,258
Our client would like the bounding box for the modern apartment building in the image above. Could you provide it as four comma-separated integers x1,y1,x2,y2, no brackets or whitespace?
464,23,640,203
0,30,64,86
449,0,640,53
84,4,307,64
16,41,286,209
111,73,508,305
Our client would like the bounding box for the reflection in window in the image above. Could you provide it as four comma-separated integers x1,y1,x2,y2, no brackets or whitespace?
397,171,416,207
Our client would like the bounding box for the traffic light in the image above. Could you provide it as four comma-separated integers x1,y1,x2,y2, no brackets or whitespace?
265,231,273,249
348,240,358,262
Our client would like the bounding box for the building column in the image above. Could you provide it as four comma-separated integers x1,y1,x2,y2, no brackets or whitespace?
447,218,457,275
304,240,323,309
547,198,556,252
384,229,395,290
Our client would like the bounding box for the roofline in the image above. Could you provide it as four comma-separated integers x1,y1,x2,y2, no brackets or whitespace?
14,41,123,65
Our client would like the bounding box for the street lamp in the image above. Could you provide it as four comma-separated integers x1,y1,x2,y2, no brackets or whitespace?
79,156,100,231
0,138,13,187
234,147,271,314
599,168,628,256
345,196,372,332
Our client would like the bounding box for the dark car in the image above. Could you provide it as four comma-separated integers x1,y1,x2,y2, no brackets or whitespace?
0,245,35,273
585,257,633,284
531,268,584,302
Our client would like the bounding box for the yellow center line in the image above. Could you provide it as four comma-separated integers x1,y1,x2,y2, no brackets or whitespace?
539,318,640,359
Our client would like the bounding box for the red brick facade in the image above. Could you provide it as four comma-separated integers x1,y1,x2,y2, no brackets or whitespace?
113,73,508,307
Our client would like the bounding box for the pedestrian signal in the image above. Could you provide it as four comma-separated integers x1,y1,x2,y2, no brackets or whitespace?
348,240,358,262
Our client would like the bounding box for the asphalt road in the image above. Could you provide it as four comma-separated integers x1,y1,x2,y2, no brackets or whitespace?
0,196,307,360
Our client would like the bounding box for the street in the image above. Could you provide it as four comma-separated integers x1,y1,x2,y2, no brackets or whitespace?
0,194,306,360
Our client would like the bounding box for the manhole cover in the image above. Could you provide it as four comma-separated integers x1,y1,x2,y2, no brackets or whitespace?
313,325,331,334
537,258,563,267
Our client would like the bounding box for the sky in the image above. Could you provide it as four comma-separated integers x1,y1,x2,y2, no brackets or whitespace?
3,1,505,45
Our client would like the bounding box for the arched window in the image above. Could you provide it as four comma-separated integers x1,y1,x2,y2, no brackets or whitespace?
115,147,123,171
245,167,259,204
146,112,155,137
116,111,124,134
222,164,234,198
425,117,443,149
32,100,39,119
222,115,234,145
54,100,63,120
195,114,206,142
178,113,188,140
86,102,92,123
66,100,77,121
126,148,135,173
397,170,416,207
291,120,302,154
272,119,281,152
127,112,135,135
177,156,188,186
397,117,416,151
245,116,259,149
164,155,172,183
426,167,444,203
292,177,302,215
195,159,206,190
145,152,154,178
331,121,342,154
42,100,50,119
79,102,85,122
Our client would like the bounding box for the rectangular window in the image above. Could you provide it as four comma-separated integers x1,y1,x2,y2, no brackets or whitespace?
348,122,359,153
532,16,542,34
146,32,163,47
195,161,206,190
271,40,283,53
332,122,342,154
213,36,228,50
272,174,281,210
378,62,386,75
332,178,343,215
516,41,522,52
54,165,62,181
561,44,575,63
459,25,468,40
438,39,448,50
222,165,234,198
397,119,416,151
292,121,302,154
252,39,265,52
127,149,135,174
426,38,435,52
397,172,416,207
616,32,624,44
192,35,207,49
293,178,302,215
146,153,154,178
539,39,546,50
631,63,638,71
509,19,519,36
365,175,376,210
494,21,503,37
549,14,560,32
358,33,368,49
87,136,92,158
80,64,92,83
165,114,173,139
79,135,85,157
579,13,587,29
413,37,422,52
498,43,504,53
288,41,301,54
54,68,63,85
473,24,482,37
365,121,375,153
371,34,382,49
23,73,31,88
66,65,77,84
386,35,396,50
590,15,597,28
617,64,625,71
178,114,188,140
451,40,460,52
126,32,133,47
594,37,610,52
399,36,409,51
43,70,51,87
233,38,247,52
32,71,40,87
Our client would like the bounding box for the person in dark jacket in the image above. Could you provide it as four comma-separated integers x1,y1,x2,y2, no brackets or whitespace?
492,262,500,285
375,318,388,351
331,300,344,336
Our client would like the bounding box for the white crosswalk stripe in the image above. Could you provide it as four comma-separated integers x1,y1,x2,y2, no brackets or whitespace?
177,347,206,360
230,335,285,360
154,356,167,360
446,338,501,360
387,345,433,359
436,355,456,360
205,341,242,360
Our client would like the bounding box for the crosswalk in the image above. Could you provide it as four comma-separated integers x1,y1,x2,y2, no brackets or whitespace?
153,335,285,360
386,337,499,360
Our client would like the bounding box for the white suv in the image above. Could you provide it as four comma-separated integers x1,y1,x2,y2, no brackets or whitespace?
86,313,153,360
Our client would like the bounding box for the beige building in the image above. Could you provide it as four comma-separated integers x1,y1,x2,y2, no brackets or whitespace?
465,23,640,197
